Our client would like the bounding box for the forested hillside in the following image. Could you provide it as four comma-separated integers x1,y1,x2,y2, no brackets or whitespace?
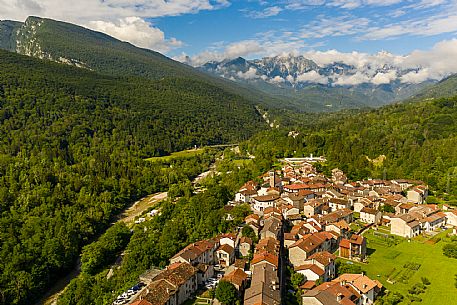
0,49,265,305
0,16,290,111
246,96,457,199
411,74,457,101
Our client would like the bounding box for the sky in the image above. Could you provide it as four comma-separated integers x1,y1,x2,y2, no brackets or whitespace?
2,0,457,82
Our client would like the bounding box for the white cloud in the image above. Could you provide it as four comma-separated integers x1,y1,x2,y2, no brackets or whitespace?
371,70,398,85
0,0,230,54
0,0,230,22
332,72,371,85
270,76,285,83
361,13,457,40
186,40,263,66
400,39,457,82
299,15,370,39
245,6,283,18
237,67,260,79
400,69,431,84
89,17,182,52
296,70,328,84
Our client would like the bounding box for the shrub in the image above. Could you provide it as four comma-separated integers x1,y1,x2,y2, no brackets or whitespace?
421,277,431,285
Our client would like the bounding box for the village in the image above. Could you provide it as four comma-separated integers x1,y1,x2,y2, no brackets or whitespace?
120,157,457,305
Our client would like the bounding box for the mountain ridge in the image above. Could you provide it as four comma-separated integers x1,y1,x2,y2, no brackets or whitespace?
197,54,435,111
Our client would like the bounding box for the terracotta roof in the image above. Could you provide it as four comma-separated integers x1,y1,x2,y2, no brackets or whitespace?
307,251,336,266
255,237,280,255
299,189,315,196
171,239,216,261
131,301,153,305
290,234,326,253
340,239,350,249
300,280,316,290
222,269,248,287
251,252,279,268
335,274,381,294
285,183,309,190
240,236,253,245
349,234,364,245
254,194,281,202
294,264,325,276
141,280,176,305
361,207,379,215
284,233,297,241
246,214,261,223
217,244,234,254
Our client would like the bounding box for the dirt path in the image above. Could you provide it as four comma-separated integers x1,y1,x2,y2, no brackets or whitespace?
35,191,168,305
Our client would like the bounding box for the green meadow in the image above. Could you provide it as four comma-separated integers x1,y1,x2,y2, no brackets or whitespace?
343,229,457,304
145,148,205,162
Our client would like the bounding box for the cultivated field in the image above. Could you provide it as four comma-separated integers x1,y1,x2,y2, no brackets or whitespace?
351,229,457,304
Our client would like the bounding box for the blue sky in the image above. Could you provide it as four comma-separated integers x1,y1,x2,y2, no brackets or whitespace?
2,0,457,72
146,0,457,63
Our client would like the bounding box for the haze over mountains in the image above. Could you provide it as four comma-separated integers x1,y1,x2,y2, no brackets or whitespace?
196,54,437,110
3,16,457,113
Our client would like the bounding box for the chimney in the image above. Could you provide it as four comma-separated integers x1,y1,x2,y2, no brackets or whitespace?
363,284,367,289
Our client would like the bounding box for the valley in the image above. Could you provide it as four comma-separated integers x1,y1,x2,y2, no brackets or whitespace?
0,10,457,305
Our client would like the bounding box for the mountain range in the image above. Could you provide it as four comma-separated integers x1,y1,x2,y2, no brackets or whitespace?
1,16,452,113
197,55,437,111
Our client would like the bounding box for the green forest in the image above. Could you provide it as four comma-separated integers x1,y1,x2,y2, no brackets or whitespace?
0,49,265,305
245,96,457,200
2,17,457,305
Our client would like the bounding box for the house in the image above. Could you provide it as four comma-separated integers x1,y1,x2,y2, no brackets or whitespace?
320,208,353,225
245,213,261,226
407,185,428,204
221,268,248,292
339,234,366,261
390,214,421,238
137,262,198,305
333,274,383,305
170,239,217,265
195,263,214,285
255,237,280,256
295,264,325,282
284,194,306,211
251,252,279,270
238,237,252,257
302,285,360,305
260,216,282,240
328,198,351,212
445,210,457,226
288,233,331,267
421,212,446,232
284,233,297,248
252,194,280,214
360,207,382,224
216,244,235,267
284,183,310,193
218,233,237,249
235,189,258,203
244,262,281,305
325,220,350,238
304,251,336,282
303,199,324,217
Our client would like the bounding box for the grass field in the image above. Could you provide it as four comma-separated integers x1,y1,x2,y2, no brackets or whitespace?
347,229,457,304
145,148,204,162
